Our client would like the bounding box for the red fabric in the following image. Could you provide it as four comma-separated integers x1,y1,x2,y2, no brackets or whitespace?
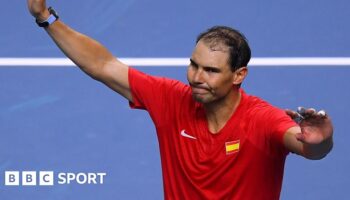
128,68,298,200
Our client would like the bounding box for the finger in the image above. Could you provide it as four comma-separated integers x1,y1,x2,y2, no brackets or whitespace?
287,109,305,123
295,132,306,142
303,108,328,120
301,107,319,119
305,108,316,115
317,110,327,117
285,109,297,117
286,109,304,120
297,106,306,115
294,112,305,123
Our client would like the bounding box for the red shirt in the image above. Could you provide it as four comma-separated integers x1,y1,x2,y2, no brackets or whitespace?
129,68,297,200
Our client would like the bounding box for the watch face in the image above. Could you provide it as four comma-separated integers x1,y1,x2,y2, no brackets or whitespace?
36,7,59,27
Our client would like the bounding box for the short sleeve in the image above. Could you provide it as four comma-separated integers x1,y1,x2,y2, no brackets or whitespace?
253,103,298,156
128,67,188,124
265,107,298,147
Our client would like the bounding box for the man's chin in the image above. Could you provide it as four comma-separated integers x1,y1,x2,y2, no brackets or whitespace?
192,94,209,104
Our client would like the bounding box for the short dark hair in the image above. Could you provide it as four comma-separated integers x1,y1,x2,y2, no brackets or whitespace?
196,26,251,71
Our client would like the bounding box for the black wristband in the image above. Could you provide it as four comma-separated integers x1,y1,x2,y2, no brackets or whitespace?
36,7,59,27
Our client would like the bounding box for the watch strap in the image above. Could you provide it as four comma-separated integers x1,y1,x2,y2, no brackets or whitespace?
36,7,59,27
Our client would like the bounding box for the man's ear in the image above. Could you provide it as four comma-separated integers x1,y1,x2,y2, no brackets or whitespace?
232,67,248,85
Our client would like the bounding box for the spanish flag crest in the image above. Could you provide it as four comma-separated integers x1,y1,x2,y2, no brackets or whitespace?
225,140,240,155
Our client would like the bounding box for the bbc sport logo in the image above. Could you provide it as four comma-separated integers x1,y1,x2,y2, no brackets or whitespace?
4,171,107,186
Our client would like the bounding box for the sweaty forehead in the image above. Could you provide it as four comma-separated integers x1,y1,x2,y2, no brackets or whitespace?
192,41,230,69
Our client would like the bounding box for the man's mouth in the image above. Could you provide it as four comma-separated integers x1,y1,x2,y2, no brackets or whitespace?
191,86,209,94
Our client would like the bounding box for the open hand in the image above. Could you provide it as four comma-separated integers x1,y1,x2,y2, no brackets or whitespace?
286,107,333,145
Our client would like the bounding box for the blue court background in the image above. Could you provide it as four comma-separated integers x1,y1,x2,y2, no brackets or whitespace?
1,0,349,199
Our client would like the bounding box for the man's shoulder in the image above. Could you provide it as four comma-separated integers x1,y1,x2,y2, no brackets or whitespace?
129,67,190,91
242,90,283,115
243,91,271,109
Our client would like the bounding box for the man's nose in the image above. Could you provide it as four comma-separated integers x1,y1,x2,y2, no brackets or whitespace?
193,69,204,83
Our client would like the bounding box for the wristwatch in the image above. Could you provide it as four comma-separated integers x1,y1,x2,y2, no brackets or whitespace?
36,7,59,27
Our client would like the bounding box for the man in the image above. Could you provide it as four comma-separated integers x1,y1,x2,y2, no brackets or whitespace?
27,0,333,199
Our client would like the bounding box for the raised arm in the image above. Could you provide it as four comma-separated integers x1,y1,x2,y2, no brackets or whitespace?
27,0,132,101
284,107,334,160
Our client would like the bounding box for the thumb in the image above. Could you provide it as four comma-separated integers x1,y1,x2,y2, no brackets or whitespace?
295,132,306,142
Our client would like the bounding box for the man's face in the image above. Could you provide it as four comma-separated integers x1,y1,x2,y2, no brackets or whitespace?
187,40,236,104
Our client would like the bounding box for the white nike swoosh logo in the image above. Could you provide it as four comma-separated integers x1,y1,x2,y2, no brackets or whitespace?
180,130,197,140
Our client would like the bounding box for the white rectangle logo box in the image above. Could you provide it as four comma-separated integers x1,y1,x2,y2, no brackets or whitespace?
39,171,54,186
22,171,37,186
5,171,19,186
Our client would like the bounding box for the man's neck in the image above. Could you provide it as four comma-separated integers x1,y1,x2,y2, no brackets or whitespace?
204,90,241,134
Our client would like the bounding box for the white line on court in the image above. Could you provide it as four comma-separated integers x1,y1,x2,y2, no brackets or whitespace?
0,57,350,67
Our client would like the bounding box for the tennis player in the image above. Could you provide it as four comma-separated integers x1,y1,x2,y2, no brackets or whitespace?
27,0,334,199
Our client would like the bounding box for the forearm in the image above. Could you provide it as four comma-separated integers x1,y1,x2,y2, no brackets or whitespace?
28,1,131,100
45,20,116,80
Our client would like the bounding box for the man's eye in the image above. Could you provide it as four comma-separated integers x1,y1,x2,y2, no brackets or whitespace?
205,68,218,73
